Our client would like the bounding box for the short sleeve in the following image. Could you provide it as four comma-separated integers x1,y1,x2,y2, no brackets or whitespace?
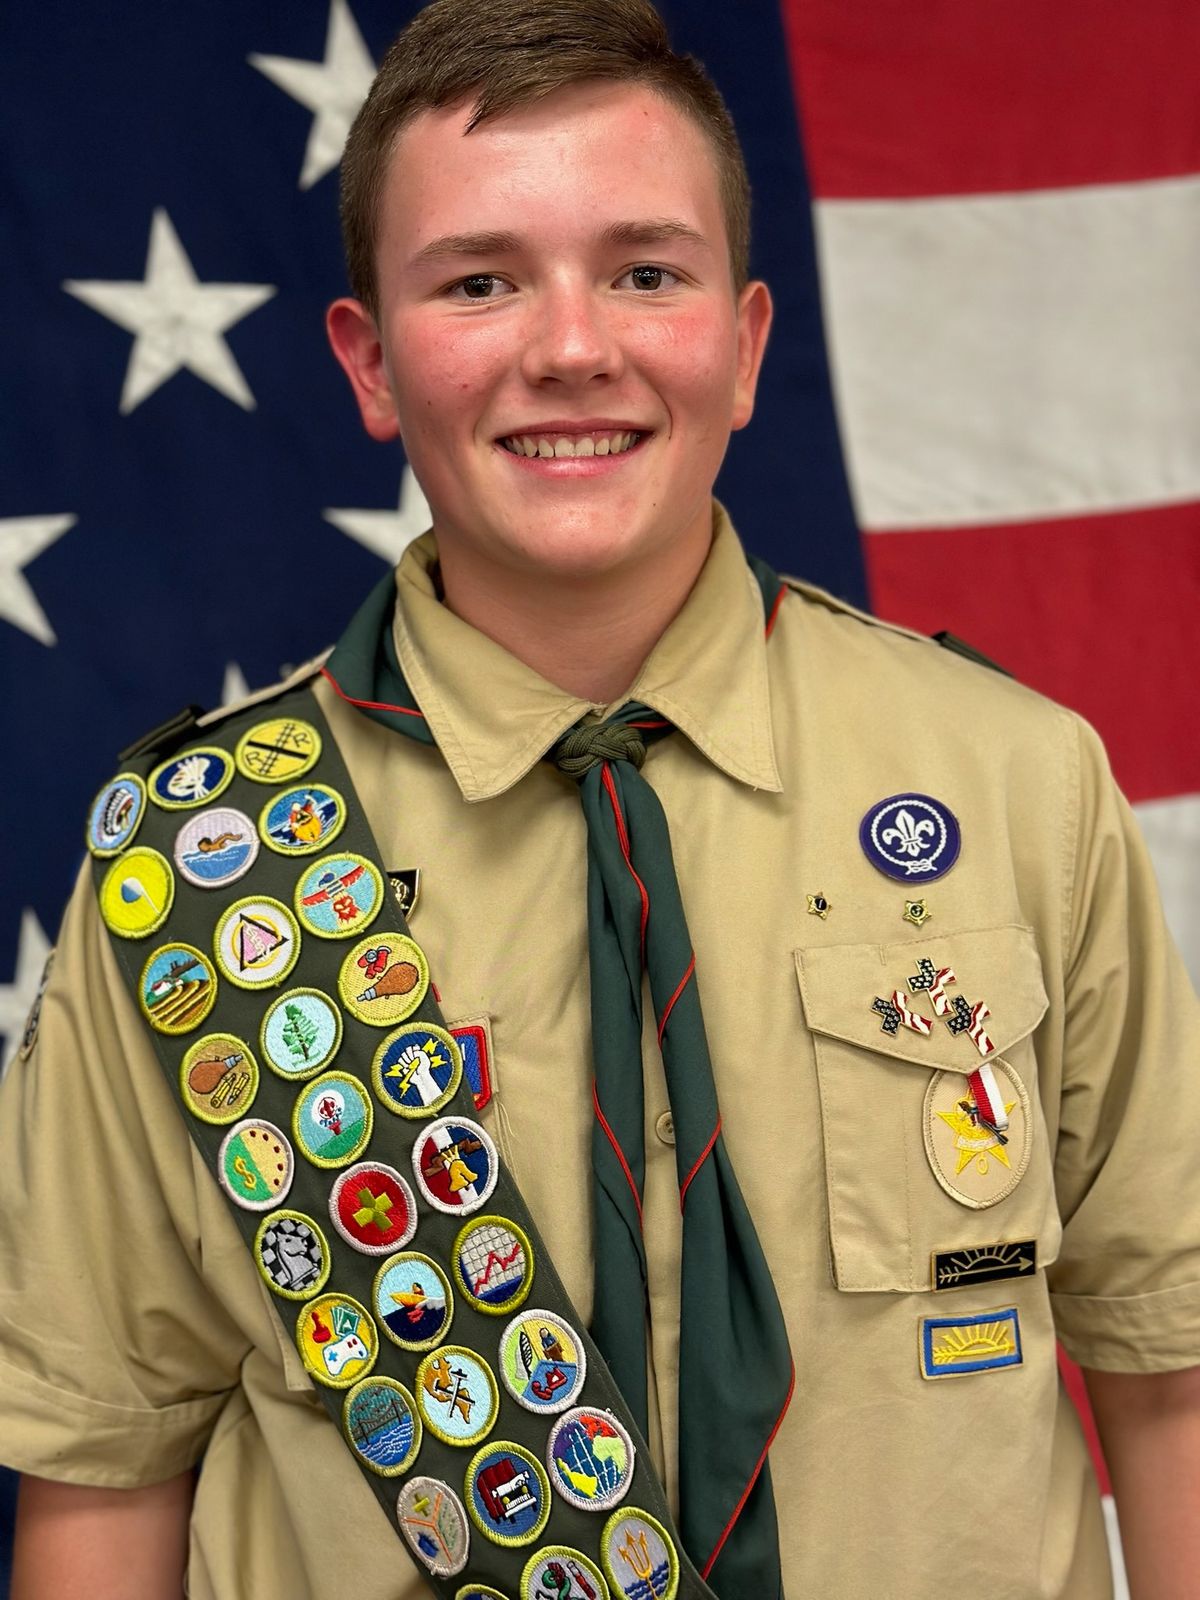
0,862,249,1486
1047,715,1200,1371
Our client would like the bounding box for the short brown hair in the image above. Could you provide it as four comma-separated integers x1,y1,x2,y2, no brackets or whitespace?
339,0,751,315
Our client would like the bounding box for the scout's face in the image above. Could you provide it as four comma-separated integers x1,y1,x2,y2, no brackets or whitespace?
328,81,771,584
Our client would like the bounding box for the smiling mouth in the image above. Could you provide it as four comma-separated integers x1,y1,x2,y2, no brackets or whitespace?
499,429,646,459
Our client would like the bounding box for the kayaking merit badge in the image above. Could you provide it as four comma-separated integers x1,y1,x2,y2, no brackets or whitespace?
859,793,961,882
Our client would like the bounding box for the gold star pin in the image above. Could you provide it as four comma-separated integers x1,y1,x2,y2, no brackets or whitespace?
806,892,832,920
903,899,931,928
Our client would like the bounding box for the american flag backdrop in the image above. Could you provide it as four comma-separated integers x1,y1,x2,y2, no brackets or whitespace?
2,2,1196,1589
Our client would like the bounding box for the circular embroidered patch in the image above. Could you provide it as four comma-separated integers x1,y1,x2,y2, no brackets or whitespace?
213,896,300,989
396,1477,471,1578
296,1293,377,1389
600,1509,678,1600
86,772,146,856
180,1033,258,1123
329,1161,418,1255
343,1376,422,1477
148,747,234,810
521,1548,610,1600
373,1023,463,1119
292,1071,373,1168
173,805,259,889
499,1312,586,1415
466,1441,551,1547
260,784,346,856
453,1217,533,1316
339,932,430,1026
254,1210,331,1300
415,1346,499,1447
923,1060,1032,1209
139,942,217,1035
218,1119,294,1210
547,1408,634,1511
456,1587,512,1600
98,848,174,939
412,1117,499,1216
235,717,321,784
374,1252,454,1350
260,988,342,1080
295,853,383,939
859,793,962,882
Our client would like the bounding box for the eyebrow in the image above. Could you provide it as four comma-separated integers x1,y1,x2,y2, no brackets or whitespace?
408,217,711,269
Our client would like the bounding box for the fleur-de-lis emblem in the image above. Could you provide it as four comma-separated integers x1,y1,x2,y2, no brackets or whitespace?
881,807,936,857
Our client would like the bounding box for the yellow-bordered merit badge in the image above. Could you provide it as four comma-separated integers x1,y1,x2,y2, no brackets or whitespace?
520,1548,608,1600
148,748,234,811
139,942,217,1035
932,1240,1038,1293
373,1022,463,1119
412,1116,499,1216
456,1586,511,1600
295,852,384,940
343,1375,422,1477
331,1161,419,1256
292,1071,374,1168
466,1440,552,1547
98,848,174,938
339,932,430,1026
296,1293,378,1389
218,1118,294,1211
601,1509,679,1600
235,717,321,784
453,1217,533,1317
374,1252,454,1350
86,772,146,856
260,783,346,856
924,1060,1031,1209
920,1306,1023,1380
213,896,300,989
180,1033,258,1124
499,1311,587,1416
396,1477,471,1580
415,1346,500,1447
173,805,259,890
547,1408,634,1512
254,1209,331,1300
260,988,342,1080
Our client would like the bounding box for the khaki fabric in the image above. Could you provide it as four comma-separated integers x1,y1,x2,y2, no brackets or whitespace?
1,505,1198,1598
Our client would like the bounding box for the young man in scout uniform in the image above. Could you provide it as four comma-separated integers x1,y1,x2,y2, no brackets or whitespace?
5,2,1200,1596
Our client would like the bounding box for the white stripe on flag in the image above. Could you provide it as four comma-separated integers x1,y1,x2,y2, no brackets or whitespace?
1133,792,1200,989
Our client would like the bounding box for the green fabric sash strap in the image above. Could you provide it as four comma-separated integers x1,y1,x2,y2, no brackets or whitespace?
325,551,795,1596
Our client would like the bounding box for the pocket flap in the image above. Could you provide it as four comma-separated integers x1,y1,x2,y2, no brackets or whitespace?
795,924,1049,1072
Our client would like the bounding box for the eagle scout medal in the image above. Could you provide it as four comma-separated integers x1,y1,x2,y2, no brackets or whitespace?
254,1210,331,1300
86,772,146,856
601,1508,678,1600
415,1346,499,1447
453,1217,533,1315
295,852,383,938
329,1160,419,1255
859,792,961,881
139,942,216,1035
213,895,300,989
932,1240,1038,1292
374,1022,463,1118
396,1477,471,1578
919,1306,1023,1379
374,1252,454,1350
180,1032,257,1123
148,748,234,810
499,1311,586,1415
412,1116,499,1215
339,932,430,1025
260,783,346,855
343,1376,422,1477
173,805,259,889
292,1070,373,1168
260,987,342,1079
217,1118,294,1210
466,1441,552,1546
98,848,174,938
296,1293,378,1389
547,1408,634,1511
924,1059,1031,1208
520,1548,609,1600
234,716,321,783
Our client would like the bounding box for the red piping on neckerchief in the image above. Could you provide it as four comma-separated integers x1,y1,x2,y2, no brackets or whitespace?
592,1080,644,1227
700,1358,796,1580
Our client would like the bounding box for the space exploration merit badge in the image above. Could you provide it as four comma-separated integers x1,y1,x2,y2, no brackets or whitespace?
374,1252,454,1350
396,1477,471,1579
296,1293,378,1389
254,1210,332,1301
330,1161,419,1255
295,852,384,939
453,1216,534,1316
924,1060,1032,1208
499,1312,587,1416
339,932,430,1025
139,942,217,1035
86,772,146,856
214,896,300,989
920,1307,1023,1379
467,1441,552,1547
148,747,235,811
374,1022,463,1118
343,1376,422,1477
932,1240,1038,1293
415,1345,500,1447
98,847,174,938
234,716,321,783
859,792,961,882
601,1507,679,1600
173,805,259,889
546,1408,634,1512
260,783,346,855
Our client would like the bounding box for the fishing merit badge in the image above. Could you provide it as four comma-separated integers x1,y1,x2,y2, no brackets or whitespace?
924,1059,1032,1208
859,792,961,882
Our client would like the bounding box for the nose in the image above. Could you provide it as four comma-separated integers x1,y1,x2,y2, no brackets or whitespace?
521,276,623,388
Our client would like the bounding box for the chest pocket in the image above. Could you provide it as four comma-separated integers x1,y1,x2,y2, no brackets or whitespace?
796,924,1062,1293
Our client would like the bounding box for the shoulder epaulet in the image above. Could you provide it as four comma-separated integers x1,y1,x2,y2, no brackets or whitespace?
781,576,1012,677
929,631,1012,676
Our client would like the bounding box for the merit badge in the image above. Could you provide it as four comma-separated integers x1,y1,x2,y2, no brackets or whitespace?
295,853,383,939
139,942,217,1035
173,806,259,889
213,896,300,989
260,988,342,1080
919,1306,1023,1379
416,1346,499,1447
932,1240,1038,1293
218,1119,294,1210
466,1441,551,1547
520,1548,609,1600
500,1312,586,1415
292,1071,373,1168
339,932,430,1026
859,793,961,882
260,784,346,856
148,748,234,810
805,891,831,920
388,867,421,918
329,1160,418,1255
924,1060,1031,1209
903,898,931,928
373,1022,462,1119
235,717,321,783
98,848,174,939
254,1210,331,1300
180,1033,258,1124
17,949,54,1064
412,1117,499,1216
343,1376,422,1477
454,1217,533,1316
396,1477,471,1579
601,1508,678,1600
374,1252,454,1350
456,1588,512,1600
548,1409,634,1512
451,1018,493,1111
86,772,146,856
296,1293,378,1389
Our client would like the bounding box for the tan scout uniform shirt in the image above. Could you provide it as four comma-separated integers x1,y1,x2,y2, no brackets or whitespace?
2,507,1198,1599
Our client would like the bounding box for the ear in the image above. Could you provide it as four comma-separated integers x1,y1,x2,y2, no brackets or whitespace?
326,298,402,442
730,279,773,432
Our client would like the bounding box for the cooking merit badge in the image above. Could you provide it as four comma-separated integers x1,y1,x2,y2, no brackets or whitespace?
859,793,961,882
339,932,430,1025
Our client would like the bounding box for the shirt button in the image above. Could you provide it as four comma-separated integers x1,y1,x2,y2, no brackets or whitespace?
655,1111,675,1146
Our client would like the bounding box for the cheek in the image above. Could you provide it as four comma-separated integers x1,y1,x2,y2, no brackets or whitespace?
389,319,508,433
629,308,737,421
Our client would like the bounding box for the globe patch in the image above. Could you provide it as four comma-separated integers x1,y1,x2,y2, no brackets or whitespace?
547,1408,634,1513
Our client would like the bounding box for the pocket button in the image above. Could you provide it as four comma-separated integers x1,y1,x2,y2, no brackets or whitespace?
655,1110,675,1146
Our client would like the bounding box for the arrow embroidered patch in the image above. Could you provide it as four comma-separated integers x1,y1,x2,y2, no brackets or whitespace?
932,1240,1039,1292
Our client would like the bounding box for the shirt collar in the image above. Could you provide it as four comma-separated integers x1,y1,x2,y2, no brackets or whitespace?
393,502,783,802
